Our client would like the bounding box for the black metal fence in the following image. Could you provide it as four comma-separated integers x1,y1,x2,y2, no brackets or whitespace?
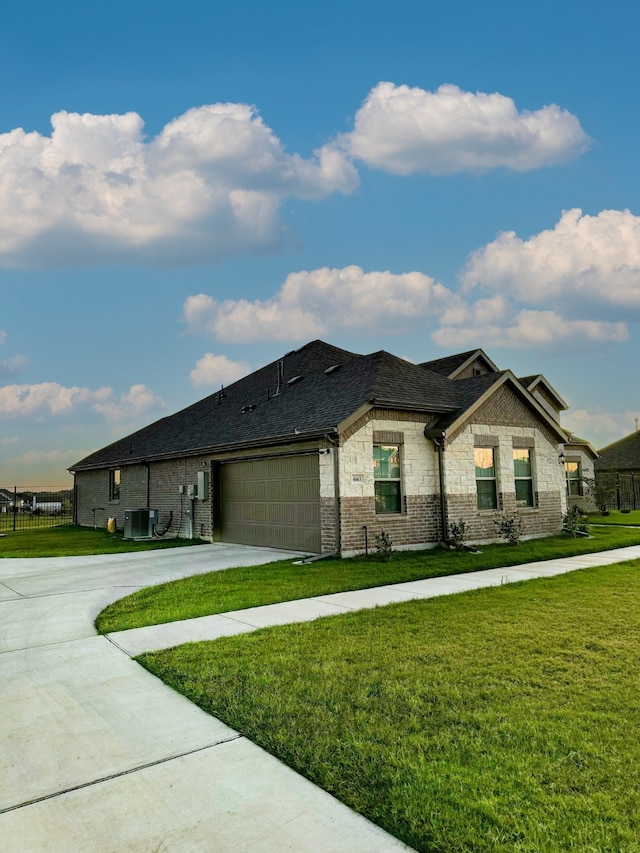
0,486,75,532
596,472,640,512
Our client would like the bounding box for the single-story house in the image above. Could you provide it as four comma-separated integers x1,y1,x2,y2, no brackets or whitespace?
516,375,598,512
70,340,579,555
594,428,640,510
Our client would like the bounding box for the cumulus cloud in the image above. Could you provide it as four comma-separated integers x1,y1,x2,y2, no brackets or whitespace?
432,308,628,353
0,354,30,375
343,82,589,175
462,208,640,314
189,353,252,388
93,384,167,422
0,103,358,267
0,380,165,422
184,265,458,342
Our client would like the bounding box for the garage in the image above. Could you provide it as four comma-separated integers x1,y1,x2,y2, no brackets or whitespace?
219,454,321,552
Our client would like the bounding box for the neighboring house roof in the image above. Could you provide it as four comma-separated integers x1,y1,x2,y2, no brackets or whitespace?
70,341,569,472
595,431,640,472
419,348,499,379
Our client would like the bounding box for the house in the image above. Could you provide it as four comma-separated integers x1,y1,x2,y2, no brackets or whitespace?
516,374,598,513
594,428,640,511
70,341,576,555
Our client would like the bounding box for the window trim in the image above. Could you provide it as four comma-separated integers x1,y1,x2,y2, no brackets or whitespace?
373,443,403,514
565,460,584,497
513,448,535,508
475,446,498,510
109,468,121,502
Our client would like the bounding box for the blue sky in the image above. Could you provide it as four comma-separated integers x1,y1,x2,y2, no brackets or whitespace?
1,0,639,485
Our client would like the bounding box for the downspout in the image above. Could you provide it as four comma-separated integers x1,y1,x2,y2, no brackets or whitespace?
426,429,449,546
144,462,150,508
326,432,341,555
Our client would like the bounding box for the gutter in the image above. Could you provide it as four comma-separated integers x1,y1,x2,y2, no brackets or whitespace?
425,428,449,546
70,428,337,473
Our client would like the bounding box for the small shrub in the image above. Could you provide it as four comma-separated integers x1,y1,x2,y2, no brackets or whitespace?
494,511,522,545
563,504,590,538
448,519,467,551
585,475,617,515
374,530,393,560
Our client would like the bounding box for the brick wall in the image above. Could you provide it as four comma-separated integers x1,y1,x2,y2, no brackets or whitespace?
75,465,147,530
340,494,441,555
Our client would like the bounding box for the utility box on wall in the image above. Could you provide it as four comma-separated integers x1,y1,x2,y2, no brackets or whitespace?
124,508,158,539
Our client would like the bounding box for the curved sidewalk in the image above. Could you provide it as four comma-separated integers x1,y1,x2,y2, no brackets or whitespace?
3,543,639,852
109,544,640,657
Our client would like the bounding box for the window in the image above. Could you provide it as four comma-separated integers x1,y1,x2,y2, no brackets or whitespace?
475,447,498,509
109,468,121,501
513,449,534,507
565,461,583,497
373,444,402,513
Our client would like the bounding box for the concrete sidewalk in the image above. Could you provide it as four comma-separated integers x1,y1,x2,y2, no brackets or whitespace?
3,544,640,851
109,543,640,657
0,543,412,852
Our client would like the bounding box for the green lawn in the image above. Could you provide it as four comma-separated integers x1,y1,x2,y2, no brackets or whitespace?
96,525,640,633
139,561,640,853
589,509,640,526
0,525,206,558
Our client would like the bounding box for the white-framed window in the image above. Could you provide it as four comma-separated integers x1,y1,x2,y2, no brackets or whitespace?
373,444,402,514
109,468,121,502
475,447,498,509
565,461,583,497
513,448,534,507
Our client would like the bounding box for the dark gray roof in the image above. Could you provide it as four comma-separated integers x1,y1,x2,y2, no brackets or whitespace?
418,350,481,377
518,375,538,388
429,373,507,433
595,431,640,472
71,341,460,471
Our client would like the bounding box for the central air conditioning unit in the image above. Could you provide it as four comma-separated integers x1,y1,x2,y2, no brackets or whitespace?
124,508,159,540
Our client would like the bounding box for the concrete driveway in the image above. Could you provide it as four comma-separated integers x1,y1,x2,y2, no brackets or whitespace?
0,544,411,852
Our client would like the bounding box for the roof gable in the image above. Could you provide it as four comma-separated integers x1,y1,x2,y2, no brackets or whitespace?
419,349,499,379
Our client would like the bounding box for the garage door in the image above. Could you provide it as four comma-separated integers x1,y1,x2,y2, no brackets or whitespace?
220,455,321,552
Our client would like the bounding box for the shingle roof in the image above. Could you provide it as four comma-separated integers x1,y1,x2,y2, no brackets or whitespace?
70,341,460,471
418,350,481,376
595,431,640,471
427,372,507,433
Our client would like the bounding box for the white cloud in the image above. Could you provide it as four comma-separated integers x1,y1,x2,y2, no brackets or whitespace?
1,435,19,446
0,104,358,267
0,380,165,423
0,354,30,374
0,329,6,344
0,382,111,417
563,409,640,450
343,82,589,175
462,208,640,314
184,265,458,343
432,307,628,353
93,384,167,423
189,353,252,388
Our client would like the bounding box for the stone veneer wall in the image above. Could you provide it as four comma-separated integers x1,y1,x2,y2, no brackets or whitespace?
444,418,566,541
336,415,442,555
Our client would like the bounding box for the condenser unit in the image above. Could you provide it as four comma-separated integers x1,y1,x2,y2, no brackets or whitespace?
124,508,159,540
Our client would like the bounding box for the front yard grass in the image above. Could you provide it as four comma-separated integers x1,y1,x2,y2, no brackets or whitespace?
139,561,640,853
96,525,640,633
589,509,640,526
0,525,206,558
